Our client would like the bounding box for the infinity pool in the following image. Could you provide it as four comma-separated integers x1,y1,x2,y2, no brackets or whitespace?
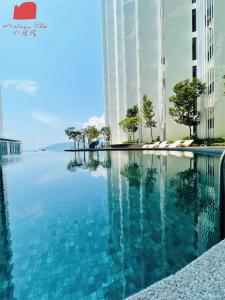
0,150,221,299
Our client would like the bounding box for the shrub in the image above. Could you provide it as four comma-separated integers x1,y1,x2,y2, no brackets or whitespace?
194,137,225,146
122,140,139,144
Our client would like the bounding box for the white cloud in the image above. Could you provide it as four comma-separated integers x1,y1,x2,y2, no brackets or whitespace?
83,114,105,129
1,79,38,96
32,112,61,128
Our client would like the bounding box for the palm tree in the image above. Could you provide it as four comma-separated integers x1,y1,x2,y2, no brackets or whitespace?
81,128,86,148
100,126,111,146
83,126,99,147
65,127,77,149
75,131,82,149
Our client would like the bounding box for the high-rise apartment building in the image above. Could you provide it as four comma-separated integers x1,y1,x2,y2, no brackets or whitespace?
102,0,225,144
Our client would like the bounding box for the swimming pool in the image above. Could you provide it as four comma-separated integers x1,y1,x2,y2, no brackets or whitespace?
0,150,222,299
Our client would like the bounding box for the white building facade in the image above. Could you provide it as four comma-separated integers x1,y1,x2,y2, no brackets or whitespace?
102,0,225,144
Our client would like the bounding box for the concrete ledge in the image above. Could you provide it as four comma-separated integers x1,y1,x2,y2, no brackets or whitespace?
127,239,225,300
110,143,143,148
0,137,22,143
64,147,224,156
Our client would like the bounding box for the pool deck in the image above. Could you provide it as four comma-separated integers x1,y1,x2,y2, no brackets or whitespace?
126,238,225,300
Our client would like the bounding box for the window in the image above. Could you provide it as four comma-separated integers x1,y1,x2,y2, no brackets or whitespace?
192,0,196,3
207,107,214,130
192,37,197,60
192,66,197,78
0,142,7,155
208,118,214,129
192,9,196,32
9,142,21,154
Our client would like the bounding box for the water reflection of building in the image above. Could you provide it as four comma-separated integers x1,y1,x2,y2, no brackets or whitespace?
0,155,22,299
0,165,14,300
197,155,220,255
106,151,220,299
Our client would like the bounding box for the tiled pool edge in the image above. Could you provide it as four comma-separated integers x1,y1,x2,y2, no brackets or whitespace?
126,239,225,300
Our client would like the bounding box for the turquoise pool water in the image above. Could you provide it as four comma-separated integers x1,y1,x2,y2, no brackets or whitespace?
0,150,221,299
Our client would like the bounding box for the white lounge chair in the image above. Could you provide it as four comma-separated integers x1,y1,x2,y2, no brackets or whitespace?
180,140,194,147
169,140,182,148
148,142,160,148
159,141,168,148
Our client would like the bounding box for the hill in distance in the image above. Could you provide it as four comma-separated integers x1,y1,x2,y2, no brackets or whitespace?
44,142,74,151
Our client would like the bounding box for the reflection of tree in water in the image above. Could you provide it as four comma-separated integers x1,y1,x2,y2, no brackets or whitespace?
170,160,201,252
121,162,141,188
101,152,111,169
85,159,101,171
121,155,157,194
111,153,159,298
67,151,111,172
170,156,220,254
67,152,84,172
170,164,206,218
144,156,157,196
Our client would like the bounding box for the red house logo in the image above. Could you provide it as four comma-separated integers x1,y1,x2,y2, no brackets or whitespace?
13,2,37,20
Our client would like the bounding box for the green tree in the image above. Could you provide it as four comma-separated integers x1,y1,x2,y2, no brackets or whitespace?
169,78,206,138
86,126,99,140
127,104,139,117
81,128,87,148
75,130,82,149
119,116,141,141
84,126,99,144
82,127,91,145
142,95,157,141
65,127,78,149
100,126,111,146
119,105,141,141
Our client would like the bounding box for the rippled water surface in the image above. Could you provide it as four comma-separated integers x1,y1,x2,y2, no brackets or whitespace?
0,150,221,299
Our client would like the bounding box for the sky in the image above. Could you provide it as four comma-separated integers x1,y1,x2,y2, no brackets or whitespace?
0,0,104,149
